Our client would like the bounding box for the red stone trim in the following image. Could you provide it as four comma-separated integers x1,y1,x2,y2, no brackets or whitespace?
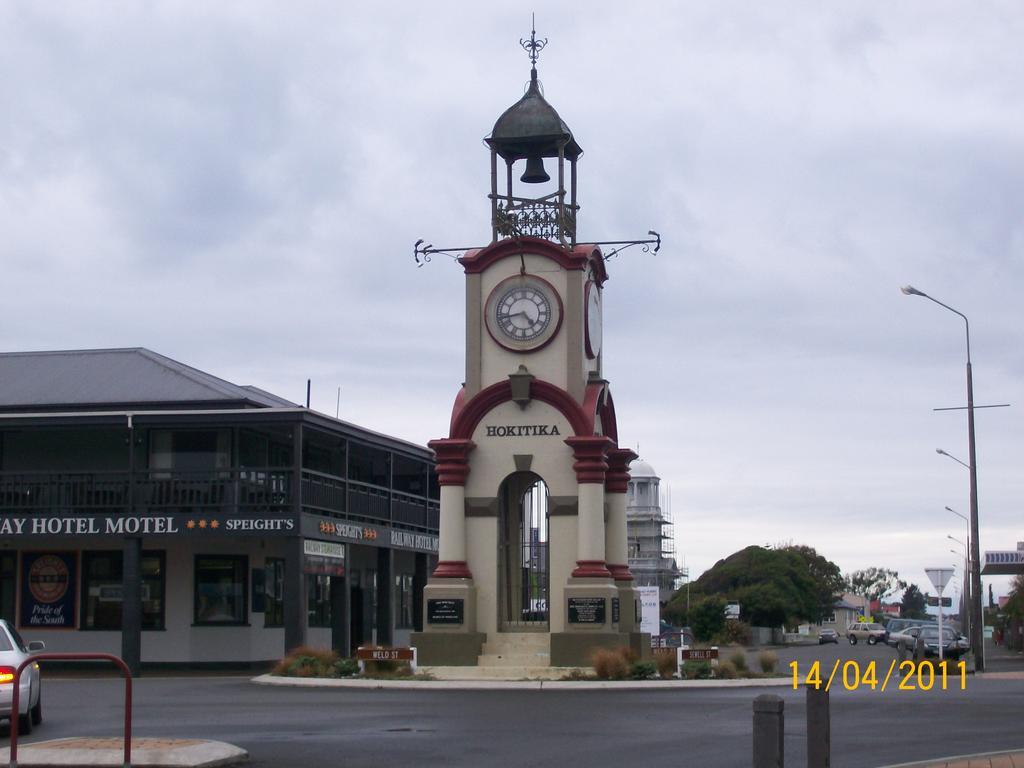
597,388,619,444
427,438,475,486
449,378,591,440
607,563,634,582
605,447,639,493
572,560,613,578
460,236,606,285
432,560,473,579
581,382,619,446
564,435,614,483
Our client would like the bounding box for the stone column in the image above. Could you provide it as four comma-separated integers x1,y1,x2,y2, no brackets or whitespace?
565,435,614,577
604,447,638,583
413,438,485,665
605,447,643,647
427,438,475,579
550,435,620,667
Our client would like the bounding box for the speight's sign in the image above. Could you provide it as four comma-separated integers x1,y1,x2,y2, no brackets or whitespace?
0,513,297,537
303,513,438,554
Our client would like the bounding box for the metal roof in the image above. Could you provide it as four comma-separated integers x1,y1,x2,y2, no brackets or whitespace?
0,348,297,410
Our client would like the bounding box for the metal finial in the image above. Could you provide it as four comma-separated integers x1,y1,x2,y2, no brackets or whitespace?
520,13,547,70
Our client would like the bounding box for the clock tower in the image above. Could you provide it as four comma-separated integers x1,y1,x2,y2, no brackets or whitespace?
412,28,647,669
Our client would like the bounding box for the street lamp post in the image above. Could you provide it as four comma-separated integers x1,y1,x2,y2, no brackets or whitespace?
945,505,971,637
902,285,984,670
949,535,969,635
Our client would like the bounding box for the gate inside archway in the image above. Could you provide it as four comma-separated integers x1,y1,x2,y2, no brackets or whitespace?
498,473,549,631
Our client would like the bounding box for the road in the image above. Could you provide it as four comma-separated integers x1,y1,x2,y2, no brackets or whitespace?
8,646,1023,768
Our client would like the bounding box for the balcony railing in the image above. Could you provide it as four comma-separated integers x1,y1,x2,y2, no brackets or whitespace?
0,469,439,532
0,468,291,514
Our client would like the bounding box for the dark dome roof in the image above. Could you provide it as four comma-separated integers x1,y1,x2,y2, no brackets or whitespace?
485,72,582,162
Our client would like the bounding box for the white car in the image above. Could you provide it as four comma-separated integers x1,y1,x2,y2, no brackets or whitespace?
0,619,44,734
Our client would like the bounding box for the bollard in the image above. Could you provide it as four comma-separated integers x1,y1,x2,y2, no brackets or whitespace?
806,685,830,768
752,693,784,768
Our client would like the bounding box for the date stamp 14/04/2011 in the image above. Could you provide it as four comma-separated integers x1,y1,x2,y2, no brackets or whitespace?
790,660,968,692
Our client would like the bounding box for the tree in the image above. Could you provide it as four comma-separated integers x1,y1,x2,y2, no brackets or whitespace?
780,544,845,622
845,567,907,608
667,544,842,628
900,583,929,619
690,597,726,642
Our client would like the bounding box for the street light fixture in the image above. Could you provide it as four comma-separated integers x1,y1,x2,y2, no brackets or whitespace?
902,284,984,670
946,505,968,523
936,448,971,470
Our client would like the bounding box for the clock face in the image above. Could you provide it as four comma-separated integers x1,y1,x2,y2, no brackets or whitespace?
585,281,602,359
485,275,562,352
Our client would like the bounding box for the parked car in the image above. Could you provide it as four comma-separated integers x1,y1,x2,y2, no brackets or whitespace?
0,620,44,734
890,624,926,652
919,626,969,660
818,629,839,644
885,618,936,647
846,622,888,645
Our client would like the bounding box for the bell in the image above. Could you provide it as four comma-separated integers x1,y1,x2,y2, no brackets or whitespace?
520,155,550,184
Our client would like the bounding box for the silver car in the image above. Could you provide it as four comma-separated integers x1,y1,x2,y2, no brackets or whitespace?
0,619,44,734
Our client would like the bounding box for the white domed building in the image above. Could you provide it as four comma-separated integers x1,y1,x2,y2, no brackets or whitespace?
627,458,683,603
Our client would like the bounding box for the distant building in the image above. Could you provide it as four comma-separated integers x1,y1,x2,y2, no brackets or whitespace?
626,458,681,603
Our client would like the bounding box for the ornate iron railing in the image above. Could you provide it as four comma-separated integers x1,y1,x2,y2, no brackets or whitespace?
493,193,577,242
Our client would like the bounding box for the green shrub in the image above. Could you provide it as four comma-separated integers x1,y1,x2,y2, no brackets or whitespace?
681,660,713,680
272,646,339,678
728,649,748,672
716,660,738,679
758,650,779,675
334,657,360,677
629,661,658,680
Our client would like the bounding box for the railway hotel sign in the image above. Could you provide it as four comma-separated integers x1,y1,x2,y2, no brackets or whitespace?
0,513,297,537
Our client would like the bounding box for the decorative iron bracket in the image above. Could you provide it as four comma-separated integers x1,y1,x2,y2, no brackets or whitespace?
594,231,661,261
413,240,470,267
414,230,661,267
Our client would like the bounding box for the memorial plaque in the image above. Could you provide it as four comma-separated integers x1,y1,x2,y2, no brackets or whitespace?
427,598,464,625
568,597,606,624
612,597,620,624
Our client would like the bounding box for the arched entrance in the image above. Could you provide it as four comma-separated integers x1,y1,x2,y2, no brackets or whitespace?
497,472,549,631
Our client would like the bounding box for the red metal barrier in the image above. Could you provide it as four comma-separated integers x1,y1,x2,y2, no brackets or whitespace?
8,653,132,768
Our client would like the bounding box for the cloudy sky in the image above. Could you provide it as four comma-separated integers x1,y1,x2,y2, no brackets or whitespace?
2,2,1022,600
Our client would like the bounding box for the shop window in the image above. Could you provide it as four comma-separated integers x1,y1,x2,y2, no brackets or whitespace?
264,558,285,627
194,556,247,625
81,550,165,630
306,574,331,627
396,573,415,629
348,443,389,486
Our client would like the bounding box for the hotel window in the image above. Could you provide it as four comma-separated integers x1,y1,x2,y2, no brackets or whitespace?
307,574,331,627
194,556,247,625
348,443,389,487
396,573,415,629
392,456,427,496
81,551,165,630
264,558,285,628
